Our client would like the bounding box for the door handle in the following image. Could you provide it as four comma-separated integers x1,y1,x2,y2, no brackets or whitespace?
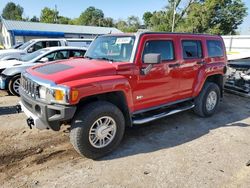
197,61,206,65
169,63,180,68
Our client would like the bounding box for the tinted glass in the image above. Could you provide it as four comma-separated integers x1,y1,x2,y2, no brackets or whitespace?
32,41,46,51
49,41,60,47
143,40,174,61
70,50,86,57
207,40,223,57
182,40,202,59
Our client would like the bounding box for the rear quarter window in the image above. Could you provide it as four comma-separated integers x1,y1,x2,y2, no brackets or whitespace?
207,40,224,57
48,41,61,47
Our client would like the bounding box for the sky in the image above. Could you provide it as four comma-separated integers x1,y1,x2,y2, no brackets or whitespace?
0,0,250,34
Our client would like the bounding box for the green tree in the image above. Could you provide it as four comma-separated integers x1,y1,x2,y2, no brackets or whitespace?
30,16,39,22
115,16,140,32
116,20,128,32
2,2,23,20
40,7,58,23
179,0,247,34
127,16,140,32
101,17,114,27
78,6,104,26
143,12,153,27
58,16,71,24
146,0,247,34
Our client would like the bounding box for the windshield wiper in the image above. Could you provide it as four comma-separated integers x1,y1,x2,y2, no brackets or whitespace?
96,57,114,62
85,55,93,60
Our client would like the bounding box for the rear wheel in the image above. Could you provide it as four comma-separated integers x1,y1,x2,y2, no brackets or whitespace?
193,82,220,117
70,101,125,159
8,75,21,96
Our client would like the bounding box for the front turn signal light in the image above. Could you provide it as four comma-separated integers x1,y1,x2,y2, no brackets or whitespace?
54,89,65,101
71,90,79,102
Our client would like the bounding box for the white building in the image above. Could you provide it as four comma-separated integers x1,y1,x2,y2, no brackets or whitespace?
222,35,250,60
1,19,122,49
222,35,250,52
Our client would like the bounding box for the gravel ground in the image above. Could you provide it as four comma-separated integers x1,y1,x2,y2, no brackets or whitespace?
0,90,250,188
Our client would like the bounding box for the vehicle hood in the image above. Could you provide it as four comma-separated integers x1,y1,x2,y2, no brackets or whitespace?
27,58,118,84
0,59,26,69
2,62,37,76
0,49,23,57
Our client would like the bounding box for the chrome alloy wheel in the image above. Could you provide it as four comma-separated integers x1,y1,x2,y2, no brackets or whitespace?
13,77,21,94
206,91,217,111
89,116,117,148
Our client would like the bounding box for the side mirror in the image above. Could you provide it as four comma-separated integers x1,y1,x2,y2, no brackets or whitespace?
27,47,34,53
143,53,161,64
39,57,49,63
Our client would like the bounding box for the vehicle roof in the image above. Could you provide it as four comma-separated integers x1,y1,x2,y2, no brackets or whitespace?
66,38,94,41
30,38,94,42
101,32,222,39
39,46,88,51
30,38,67,42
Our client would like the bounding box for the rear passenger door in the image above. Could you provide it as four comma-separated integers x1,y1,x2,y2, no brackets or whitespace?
179,39,204,99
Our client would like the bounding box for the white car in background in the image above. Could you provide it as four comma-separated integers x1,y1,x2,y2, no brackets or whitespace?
0,39,68,60
0,38,93,60
0,46,87,95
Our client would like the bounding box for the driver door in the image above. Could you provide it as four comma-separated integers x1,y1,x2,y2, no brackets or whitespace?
133,36,181,112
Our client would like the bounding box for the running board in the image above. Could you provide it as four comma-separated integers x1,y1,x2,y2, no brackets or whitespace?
132,104,195,125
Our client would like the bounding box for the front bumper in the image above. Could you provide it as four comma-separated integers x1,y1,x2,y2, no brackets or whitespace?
19,88,77,131
0,74,9,90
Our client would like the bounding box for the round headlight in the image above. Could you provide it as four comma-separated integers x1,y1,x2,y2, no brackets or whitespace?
39,86,47,99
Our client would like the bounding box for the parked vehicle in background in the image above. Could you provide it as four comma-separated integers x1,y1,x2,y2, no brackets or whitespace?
0,39,68,60
18,32,227,159
225,58,250,97
11,42,24,49
66,38,93,48
0,38,93,60
0,46,87,96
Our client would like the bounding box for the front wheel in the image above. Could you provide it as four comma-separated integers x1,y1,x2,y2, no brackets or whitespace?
8,75,21,96
70,101,125,159
193,82,220,117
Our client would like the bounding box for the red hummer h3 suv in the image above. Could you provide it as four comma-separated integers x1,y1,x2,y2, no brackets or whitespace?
19,32,227,159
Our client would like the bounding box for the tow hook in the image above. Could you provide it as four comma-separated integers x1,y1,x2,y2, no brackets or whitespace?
16,104,22,113
26,117,34,129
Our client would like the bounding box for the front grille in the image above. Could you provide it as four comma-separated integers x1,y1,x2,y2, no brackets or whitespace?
21,74,39,99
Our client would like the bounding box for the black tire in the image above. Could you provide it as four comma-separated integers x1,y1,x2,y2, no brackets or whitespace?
70,101,125,159
8,75,21,96
193,82,220,117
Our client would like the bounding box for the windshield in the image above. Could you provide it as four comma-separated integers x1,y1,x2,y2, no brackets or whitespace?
85,36,135,62
20,49,50,62
18,40,33,50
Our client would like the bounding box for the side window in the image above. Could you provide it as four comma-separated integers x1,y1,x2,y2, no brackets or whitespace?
207,40,223,57
49,41,60,47
70,50,86,58
41,50,69,62
54,50,69,60
143,40,174,61
182,40,202,59
29,41,46,52
43,52,56,61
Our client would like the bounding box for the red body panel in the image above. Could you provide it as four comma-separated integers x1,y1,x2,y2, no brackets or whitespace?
26,33,227,114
